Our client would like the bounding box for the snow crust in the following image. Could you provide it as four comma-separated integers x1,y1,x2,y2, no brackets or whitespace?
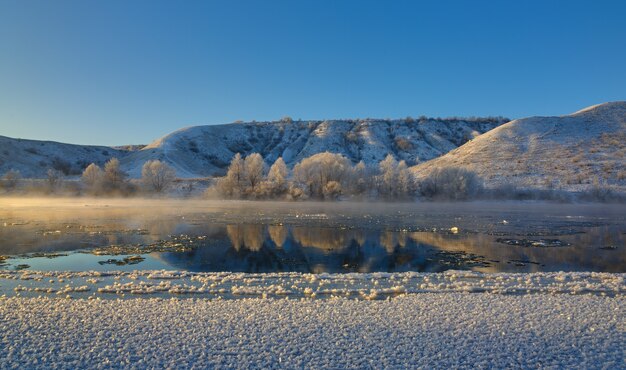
1,293,623,368
2,270,624,299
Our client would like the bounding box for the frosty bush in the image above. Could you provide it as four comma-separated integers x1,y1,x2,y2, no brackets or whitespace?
322,180,342,200
264,157,288,197
1,170,21,191
243,153,265,195
81,163,103,194
46,169,63,193
377,155,414,199
419,167,483,200
103,158,128,192
141,160,177,193
293,152,352,199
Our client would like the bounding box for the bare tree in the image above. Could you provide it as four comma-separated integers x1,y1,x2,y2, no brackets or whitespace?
141,160,177,193
46,169,63,193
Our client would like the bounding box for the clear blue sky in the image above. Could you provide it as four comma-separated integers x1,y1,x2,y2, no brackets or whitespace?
1,0,625,145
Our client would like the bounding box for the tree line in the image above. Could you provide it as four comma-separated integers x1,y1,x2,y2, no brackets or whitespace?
212,152,418,200
1,152,485,200
0,158,177,195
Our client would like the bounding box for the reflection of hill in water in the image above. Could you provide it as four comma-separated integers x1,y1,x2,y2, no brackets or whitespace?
408,230,626,273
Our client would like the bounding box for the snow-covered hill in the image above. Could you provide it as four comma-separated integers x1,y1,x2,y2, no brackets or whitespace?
0,117,504,179
0,136,131,178
121,118,504,178
411,102,626,191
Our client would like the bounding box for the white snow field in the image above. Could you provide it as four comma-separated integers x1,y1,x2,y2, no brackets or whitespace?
0,271,624,369
0,293,623,369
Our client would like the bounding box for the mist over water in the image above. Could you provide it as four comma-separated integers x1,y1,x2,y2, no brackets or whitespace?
0,198,624,273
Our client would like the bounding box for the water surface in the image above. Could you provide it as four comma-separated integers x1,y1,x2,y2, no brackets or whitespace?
1,198,624,273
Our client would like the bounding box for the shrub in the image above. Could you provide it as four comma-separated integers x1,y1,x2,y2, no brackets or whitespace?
141,160,177,193
81,163,103,194
419,167,483,200
46,169,63,193
1,170,21,191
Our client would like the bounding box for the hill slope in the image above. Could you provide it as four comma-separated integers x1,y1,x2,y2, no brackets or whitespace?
0,117,504,179
0,136,130,178
121,118,504,178
411,102,626,191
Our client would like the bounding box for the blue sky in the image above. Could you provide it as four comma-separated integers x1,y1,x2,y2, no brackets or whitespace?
1,0,625,145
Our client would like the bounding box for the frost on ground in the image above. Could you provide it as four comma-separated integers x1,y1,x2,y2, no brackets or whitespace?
0,293,623,369
2,270,624,299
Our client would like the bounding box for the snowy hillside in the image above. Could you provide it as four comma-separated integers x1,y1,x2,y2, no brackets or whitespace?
0,117,504,179
0,136,131,178
121,117,504,178
411,102,626,191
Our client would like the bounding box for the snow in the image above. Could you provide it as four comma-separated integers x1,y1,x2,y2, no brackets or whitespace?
0,135,130,179
0,270,623,367
1,117,503,179
412,101,626,192
0,292,623,368
1,270,624,299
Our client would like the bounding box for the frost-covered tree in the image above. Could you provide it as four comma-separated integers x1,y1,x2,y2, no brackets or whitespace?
1,170,21,191
419,167,482,200
46,169,63,193
217,153,245,197
141,160,177,193
378,154,398,198
103,158,127,191
244,153,265,193
81,163,103,193
350,161,374,196
396,160,413,198
323,180,342,200
265,157,288,196
293,152,351,199
377,155,414,199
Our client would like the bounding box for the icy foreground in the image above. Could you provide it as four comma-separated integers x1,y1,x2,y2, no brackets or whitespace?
1,293,623,369
2,270,625,299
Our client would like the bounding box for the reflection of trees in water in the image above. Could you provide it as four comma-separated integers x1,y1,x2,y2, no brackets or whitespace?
291,227,349,251
226,224,265,252
268,225,288,248
379,231,408,253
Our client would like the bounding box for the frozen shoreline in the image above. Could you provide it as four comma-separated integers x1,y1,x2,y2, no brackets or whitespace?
1,293,623,369
2,270,624,299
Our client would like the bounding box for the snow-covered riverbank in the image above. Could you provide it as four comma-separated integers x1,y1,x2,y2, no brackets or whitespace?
1,270,624,299
1,293,623,369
